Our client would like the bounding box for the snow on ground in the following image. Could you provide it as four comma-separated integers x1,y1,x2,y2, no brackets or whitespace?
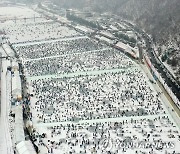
2,21,81,44
163,62,177,79
13,36,180,154
1,17,52,25
26,63,180,153
1,6,81,44
2,5,179,154
13,37,105,59
29,69,166,124
0,58,13,154
35,116,179,154
23,49,135,77
0,6,40,19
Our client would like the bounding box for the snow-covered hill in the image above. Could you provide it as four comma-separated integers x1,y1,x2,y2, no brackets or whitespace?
89,0,180,82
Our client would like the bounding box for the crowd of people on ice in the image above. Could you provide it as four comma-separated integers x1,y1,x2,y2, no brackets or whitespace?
24,49,134,76
3,21,81,43
30,69,165,124
31,115,179,154
12,35,180,154
14,37,105,59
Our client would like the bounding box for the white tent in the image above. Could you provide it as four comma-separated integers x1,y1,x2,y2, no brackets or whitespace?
12,61,19,71
12,71,22,100
2,43,15,57
16,141,36,154
15,106,25,144
0,35,2,44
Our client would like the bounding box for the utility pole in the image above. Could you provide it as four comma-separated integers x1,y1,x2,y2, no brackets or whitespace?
14,16,16,23
34,14,35,22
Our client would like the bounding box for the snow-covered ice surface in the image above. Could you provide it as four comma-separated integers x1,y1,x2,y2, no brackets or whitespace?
2,21,81,43
1,17,52,25
0,6,40,19
1,6,81,44
16,37,180,154
35,116,179,154
2,5,179,154
23,49,135,77
13,37,104,59
26,65,180,153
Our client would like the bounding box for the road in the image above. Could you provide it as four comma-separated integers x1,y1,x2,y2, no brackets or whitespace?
140,63,180,128
126,22,180,103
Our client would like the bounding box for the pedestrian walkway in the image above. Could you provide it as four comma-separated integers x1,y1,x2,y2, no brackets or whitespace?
0,58,13,154
27,66,137,81
0,46,7,57
13,35,87,47
140,63,180,129
34,113,168,128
